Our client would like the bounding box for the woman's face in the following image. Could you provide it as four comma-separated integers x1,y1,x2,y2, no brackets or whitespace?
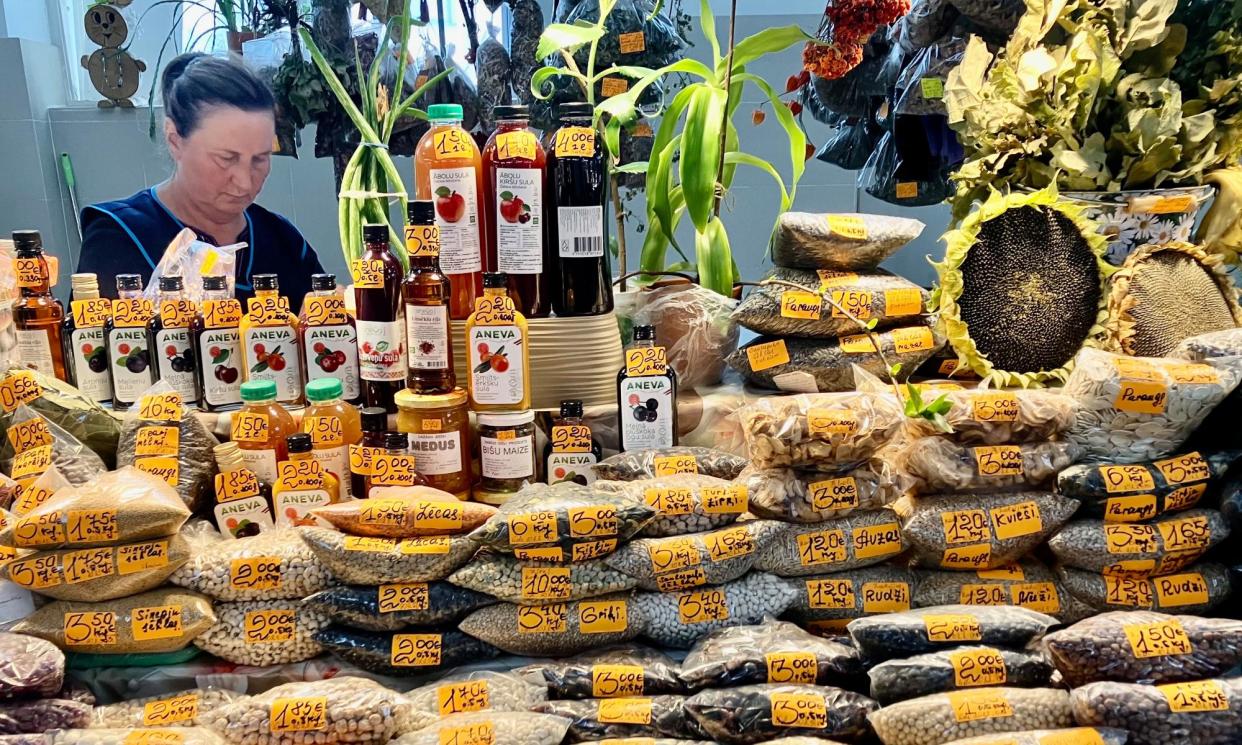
166,106,274,221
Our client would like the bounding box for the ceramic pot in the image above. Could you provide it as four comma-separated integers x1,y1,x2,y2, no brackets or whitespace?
1060,185,1215,266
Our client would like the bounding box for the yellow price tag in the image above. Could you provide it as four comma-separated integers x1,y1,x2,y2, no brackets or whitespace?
378,582,430,612
826,215,868,240
131,605,183,641
925,614,982,642
769,693,828,729
495,130,538,161
269,697,327,733
653,454,697,476
555,127,596,158
134,425,179,457
592,664,643,698
244,609,296,643
765,652,818,684
432,129,474,160
229,556,283,591
302,296,348,327
949,648,1008,687
391,633,442,666
745,339,790,372
202,298,243,329
71,298,111,328
625,347,668,376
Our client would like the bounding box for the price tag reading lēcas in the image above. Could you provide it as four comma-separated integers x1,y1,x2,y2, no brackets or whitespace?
598,697,652,725
625,347,668,376
71,297,111,328
496,131,538,161
948,689,1014,722
508,511,558,545
379,582,429,612
1123,618,1193,658
781,290,822,320
593,664,644,698
553,424,593,453
973,445,1024,477
63,611,118,647
770,693,828,729
653,454,697,476
131,605,183,641
746,339,790,372
1159,680,1232,713
7,417,52,453
302,296,348,327
556,127,596,158
370,452,417,487
949,648,1008,687
134,426,179,457
112,298,155,328
766,652,818,684
432,129,474,159
391,633,442,666
244,609,296,643
202,298,242,329
437,680,490,716
990,501,1043,540
215,469,261,502
138,392,183,422
270,697,328,733
143,693,199,726
677,588,729,624
518,604,568,634
925,613,982,642
569,505,618,538
0,371,40,413
230,556,282,591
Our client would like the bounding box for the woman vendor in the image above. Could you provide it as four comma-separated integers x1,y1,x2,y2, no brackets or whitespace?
78,53,323,310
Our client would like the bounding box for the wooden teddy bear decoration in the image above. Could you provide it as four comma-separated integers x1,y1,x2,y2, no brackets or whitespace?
81,0,145,108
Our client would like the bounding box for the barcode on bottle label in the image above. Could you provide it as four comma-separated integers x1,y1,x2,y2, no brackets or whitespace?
558,206,605,258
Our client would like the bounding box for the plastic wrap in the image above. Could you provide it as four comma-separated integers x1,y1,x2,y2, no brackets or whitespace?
947,0,1025,33
192,599,329,666
204,676,416,745
869,646,1053,705
912,561,1089,622
754,511,906,578
592,447,747,482
562,0,684,69
1047,510,1230,577
943,730,1129,745
782,565,915,631
403,670,546,725
1072,678,1242,745
516,645,687,699
297,527,479,584
0,633,63,700
301,582,496,632
311,490,495,538
0,699,91,735
770,213,926,270
1064,349,1242,463
684,684,877,745
847,605,1058,662
1057,563,1232,615
739,392,904,470
142,229,241,304
169,529,332,601
449,552,637,603
392,711,571,745
604,520,786,591
742,460,906,522
312,626,500,677
508,0,543,107
1170,328,1242,361
678,620,862,689
732,268,928,339
116,382,219,513
900,439,1081,494
869,688,1073,745
898,0,960,53
0,367,121,468
594,473,747,537
902,389,1078,444
13,588,215,654
631,283,740,391
8,465,69,516
730,327,945,393
475,39,511,135
91,688,247,728
532,696,705,742
1,405,106,486
1,534,190,601
900,491,1079,570
1056,451,1234,523
52,729,224,745
632,572,797,649
458,593,640,657
894,37,966,116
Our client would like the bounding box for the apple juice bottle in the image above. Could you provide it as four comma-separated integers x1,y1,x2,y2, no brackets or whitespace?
415,103,485,319
545,399,602,486
548,103,613,316
192,275,244,412
353,224,407,413
234,379,297,485
63,273,112,403
105,273,155,411
465,272,530,411
617,325,678,451
483,105,551,317
212,441,275,539
12,230,66,378
300,273,361,404
349,406,388,501
147,276,198,403
240,274,302,406
404,200,455,395
302,377,361,500
273,433,337,528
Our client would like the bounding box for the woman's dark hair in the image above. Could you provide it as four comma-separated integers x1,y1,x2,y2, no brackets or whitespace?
162,52,275,136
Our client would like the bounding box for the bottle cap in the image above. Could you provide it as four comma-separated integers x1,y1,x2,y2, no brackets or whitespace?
428,103,464,121
560,399,584,418
240,380,278,402
395,388,468,410
71,273,99,293
633,325,656,341
116,274,144,292
483,272,507,288
384,431,409,450
252,274,280,291
494,104,530,119
558,102,594,120
363,224,388,244
286,432,313,453
11,230,42,253
360,406,388,432
213,441,245,468
310,273,336,291
305,377,344,402
202,275,228,291
408,200,435,224
158,276,184,292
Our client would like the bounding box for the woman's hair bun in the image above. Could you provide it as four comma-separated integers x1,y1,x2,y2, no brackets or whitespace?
162,52,274,137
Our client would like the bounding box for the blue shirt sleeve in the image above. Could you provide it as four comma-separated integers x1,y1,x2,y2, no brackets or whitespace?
78,208,155,298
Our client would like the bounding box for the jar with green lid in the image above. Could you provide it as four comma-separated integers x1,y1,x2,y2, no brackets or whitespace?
476,410,537,505
395,387,472,498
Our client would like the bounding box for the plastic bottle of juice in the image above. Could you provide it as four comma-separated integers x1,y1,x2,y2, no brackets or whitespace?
482,105,551,317
403,200,455,395
212,441,275,539
300,273,361,404
63,273,112,403
233,380,297,485
353,225,407,413
105,273,155,410
147,276,198,402
415,103,485,320
12,230,66,379
302,377,361,500
240,274,303,406
465,272,530,411
349,406,389,500
273,433,337,527
192,275,244,412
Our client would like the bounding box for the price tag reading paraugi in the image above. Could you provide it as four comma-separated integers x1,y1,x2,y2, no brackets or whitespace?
1115,381,1168,414
598,697,652,725
949,648,1007,687
766,652,818,684
391,633,442,666
507,511,557,545
438,680,490,716
780,290,822,319
1124,618,1193,658
949,690,1014,722
745,339,789,372
625,347,668,376
593,664,644,698
1159,680,1231,713
143,693,200,726
135,426,179,456
770,693,828,729
269,697,327,733
7,417,52,453
653,454,697,476
555,127,596,158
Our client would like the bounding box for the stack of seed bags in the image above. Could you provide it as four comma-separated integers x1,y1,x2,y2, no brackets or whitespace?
295,490,501,674
890,387,1089,622
727,213,943,393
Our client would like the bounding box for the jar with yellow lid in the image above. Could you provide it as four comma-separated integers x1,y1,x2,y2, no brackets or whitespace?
395,387,472,498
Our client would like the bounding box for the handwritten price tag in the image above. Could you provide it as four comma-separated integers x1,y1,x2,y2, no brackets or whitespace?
159,299,197,328
555,127,596,158
7,417,52,453
0,372,40,413
826,215,868,240
770,693,828,729
131,605,183,641
518,604,567,634
437,680,490,716
113,298,155,328
592,664,644,698
230,556,282,591
495,130,538,161
405,225,440,258
653,454,697,476
974,445,1024,477
925,613,982,642
63,611,117,647
378,583,429,612
139,392,183,422
71,298,111,328
1159,680,1231,712
625,347,668,376
432,129,474,160
143,693,199,726
391,633,442,666
215,469,261,502
202,299,242,329
302,296,348,327
507,511,558,545
765,652,818,684
746,339,790,372
950,648,1008,687
269,697,327,733
677,588,729,624
244,609,296,644
135,425,179,457
136,457,180,488
247,295,289,327
579,600,628,634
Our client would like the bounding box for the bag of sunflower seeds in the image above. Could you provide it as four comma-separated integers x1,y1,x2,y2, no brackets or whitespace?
732,268,928,339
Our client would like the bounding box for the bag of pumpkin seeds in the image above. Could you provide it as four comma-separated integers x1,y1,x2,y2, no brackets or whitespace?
901,388,1078,444
732,268,928,339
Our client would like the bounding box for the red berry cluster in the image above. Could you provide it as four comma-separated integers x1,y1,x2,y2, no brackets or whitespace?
800,0,911,81
802,41,866,81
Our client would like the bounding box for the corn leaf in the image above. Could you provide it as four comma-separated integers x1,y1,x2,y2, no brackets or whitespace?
681,86,727,233
537,22,607,60
695,216,733,295
721,25,812,78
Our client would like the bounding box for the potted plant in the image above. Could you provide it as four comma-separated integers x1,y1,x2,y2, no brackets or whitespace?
219,0,262,53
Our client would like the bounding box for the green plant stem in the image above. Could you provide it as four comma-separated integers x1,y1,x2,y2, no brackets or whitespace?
714,0,738,218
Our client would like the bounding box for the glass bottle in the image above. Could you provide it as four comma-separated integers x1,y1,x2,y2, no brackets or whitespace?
395,388,472,498
465,272,530,411
548,102,614,316
192,275,244,412
352,224,406,413
300,273,361,404
105,273,155,411
483,105,551,317
415,103,485,319
366,431,425,497
233,379,297,485
349,406,389,501
617,324,678,451
63,272,111,403
545,399,602,486
212,441,275,539
403,200,455,395
302,377,361,500
273,433,337,528
240,274,302,406
147,275,198,403
12,230,66,378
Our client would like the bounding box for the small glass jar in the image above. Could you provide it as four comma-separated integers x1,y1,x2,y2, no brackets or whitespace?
395,387,472,498
476,410,536,505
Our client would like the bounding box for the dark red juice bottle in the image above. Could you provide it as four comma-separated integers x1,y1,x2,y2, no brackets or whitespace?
548,102,613,316
353,224,407,413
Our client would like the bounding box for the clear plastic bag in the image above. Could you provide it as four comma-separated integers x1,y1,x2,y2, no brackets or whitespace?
1057,563,1232,615
116,381,220,513
902,389,1078,445
782,565,915,631
732,268,928,339
533,696,706,742
311,490,496,538
742,460,905,522
738,392,904,471
403,670,546,726
605,520,787,591
770,213,926,271
944,730,1129,745
894,37,966,116
900,491,1080,570
679,620,862,690
899,439,1081,495
847,605,1059,662
1064,349,1242,464
192,599,329,666
631,283,740,390
0,467,190,550
0,633,63,700
595,473,748,537
1,405,106,487
205,677,417,745
91,688,248,728
1044,611,1242,688
169,529,332,601
52,729,225,745
8,465,69,516
312,626,501,677
1047,510,1230,577
459,593,640,657
393,711,571,745
301,582,497,632
449,551,637,604
0,367,122,468
0,699,91,735
869,687,1073,745
1055,451,1235,523
684,683,878,745
1,533,190,601
632,572,798,649
1072,678,1242,745
912,561,1090,623
142,229,242,304
13,587,215,654
1170,328,1242,361
868,646,1054,705
516,645,688,700
592,447,748,482
754,511,906,578
297,527,479,584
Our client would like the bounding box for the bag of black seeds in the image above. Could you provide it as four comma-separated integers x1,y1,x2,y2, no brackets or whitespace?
684,683,877,745
1056,451,1236,523
516,645,688,699
894,37,967,117
860,125,956,207
117,382,219,513
770,212,926,270
1057,563,1233,615
817,117,883,170
605,520,786,592
868,646,1053,705
592,447,748,482
678,620,862,690
1048,510,1230,577
1,406,106,488
782,565,915,633
1072,679,1242,745
732,268,929,339
869,687,1074,745
742,460,906,523
459,594,641,657
847,604,1058,662
301,582,497,632
533,695,706,742
313,625,501,677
